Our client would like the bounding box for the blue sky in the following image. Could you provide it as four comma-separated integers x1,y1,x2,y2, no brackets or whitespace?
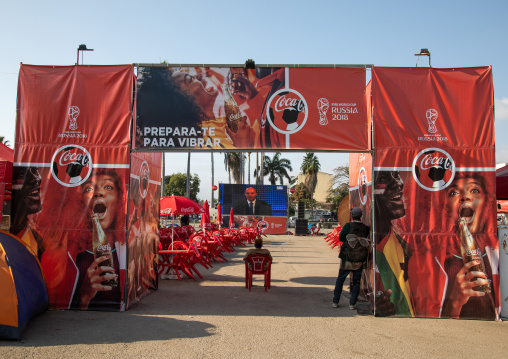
1,0,507,202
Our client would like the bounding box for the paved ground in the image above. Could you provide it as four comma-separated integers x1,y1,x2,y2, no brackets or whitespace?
1,231,507,358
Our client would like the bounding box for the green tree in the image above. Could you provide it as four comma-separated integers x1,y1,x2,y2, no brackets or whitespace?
290,183,308,203
327,165,349,211
224,152,243,184
164,173,200,201
0,136,10,147
258,152,293,185
300,152,321,216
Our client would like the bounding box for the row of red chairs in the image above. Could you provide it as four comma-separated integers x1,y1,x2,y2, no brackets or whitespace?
158,226,265,281
324,225,343,250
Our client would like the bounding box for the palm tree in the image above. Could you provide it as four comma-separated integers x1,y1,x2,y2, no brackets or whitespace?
0,136,10,147
224,152,243,184
301,152,321,216
255,152,293,185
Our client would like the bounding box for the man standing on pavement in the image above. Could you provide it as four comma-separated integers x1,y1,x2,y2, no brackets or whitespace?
332,207,370,309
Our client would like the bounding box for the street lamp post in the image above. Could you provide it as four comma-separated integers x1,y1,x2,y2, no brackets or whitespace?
77,44,94,65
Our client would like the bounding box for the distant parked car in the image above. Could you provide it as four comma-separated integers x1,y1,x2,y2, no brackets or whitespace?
287,216,297,228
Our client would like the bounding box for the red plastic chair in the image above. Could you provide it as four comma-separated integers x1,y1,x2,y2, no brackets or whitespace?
244,255,272,292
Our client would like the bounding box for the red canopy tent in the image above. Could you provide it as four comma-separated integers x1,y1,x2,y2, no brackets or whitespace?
496,165,508,201
0,143,13,162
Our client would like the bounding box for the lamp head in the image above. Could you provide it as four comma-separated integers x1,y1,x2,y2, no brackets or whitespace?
245,59,255,69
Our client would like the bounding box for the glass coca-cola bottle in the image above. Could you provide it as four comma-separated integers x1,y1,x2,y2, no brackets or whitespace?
92,213,117,287
221,83,242,133
458,217,490,293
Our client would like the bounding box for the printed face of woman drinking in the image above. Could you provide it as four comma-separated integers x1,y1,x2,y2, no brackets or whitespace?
82,174,119,230
172,72,218,105
446,177,486,233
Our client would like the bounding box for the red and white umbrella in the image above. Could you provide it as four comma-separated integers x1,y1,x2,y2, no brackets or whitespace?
160,196,204,247
229,208,235,228
200,200,211,233
160,196,205,216
217,202,223,228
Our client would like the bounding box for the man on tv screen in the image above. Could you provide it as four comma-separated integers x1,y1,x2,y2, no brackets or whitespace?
233,187,272,216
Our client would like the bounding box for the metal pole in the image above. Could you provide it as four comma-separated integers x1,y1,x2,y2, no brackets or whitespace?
186,152,191,198
161,154,165,197
211,152,215,208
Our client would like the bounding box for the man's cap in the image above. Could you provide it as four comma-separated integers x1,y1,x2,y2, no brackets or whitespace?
351,207,363,218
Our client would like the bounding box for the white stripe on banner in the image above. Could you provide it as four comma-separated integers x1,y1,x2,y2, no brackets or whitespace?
456,167,496,172
14,162,129,168
14,162,51,167
285,67,290,149
374,167,496,172
349,181,372,191
374,167,412,171
94,164,130,169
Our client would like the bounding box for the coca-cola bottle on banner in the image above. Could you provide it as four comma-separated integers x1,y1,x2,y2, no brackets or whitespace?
458,218,490,293
92,213,117,287
221,83,242,133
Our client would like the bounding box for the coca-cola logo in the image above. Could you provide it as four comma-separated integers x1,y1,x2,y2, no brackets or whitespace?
139,161,149,199
266,89,308,135
229,112,242,122
51,145,93,187
466,248,481,257
358,167,368,205
412,148,455,191
97,243,111,252
274,95,306,112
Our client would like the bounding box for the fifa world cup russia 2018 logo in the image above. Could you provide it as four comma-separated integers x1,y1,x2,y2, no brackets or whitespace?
426,108,438,133
317,98,329,125
68,106,80,131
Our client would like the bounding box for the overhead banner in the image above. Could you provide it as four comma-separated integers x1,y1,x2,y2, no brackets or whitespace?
126,152,161,309
13,64,134,311
372,66,499,320
135,66,368,151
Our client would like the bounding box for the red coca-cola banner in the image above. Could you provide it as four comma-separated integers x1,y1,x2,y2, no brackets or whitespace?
372,67,499,320
135,66,368,151
13,64,134,311
349,151,373,224
126,152,161,309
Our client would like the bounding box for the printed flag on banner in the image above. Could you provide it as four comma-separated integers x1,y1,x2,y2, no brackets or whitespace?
371,66,499,320
135,66,368,151
13,64,134,311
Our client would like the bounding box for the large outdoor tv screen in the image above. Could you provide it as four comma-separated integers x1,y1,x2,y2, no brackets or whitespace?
219,184,287,217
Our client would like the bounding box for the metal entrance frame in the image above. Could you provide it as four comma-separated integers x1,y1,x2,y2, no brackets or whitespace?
131,62,377,313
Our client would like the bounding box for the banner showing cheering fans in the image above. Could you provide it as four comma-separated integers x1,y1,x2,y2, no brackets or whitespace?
135,66,368,151
371,66,499,320
13,64,133,311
